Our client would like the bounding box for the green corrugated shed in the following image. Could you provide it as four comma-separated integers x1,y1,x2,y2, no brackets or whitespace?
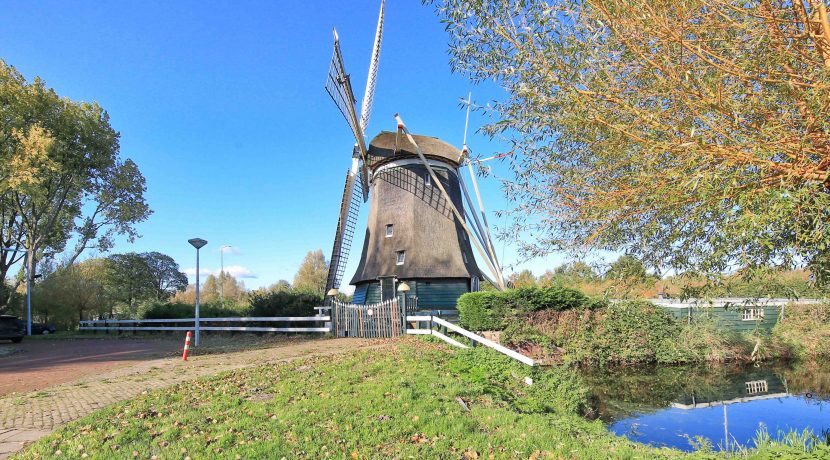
660,305,783,332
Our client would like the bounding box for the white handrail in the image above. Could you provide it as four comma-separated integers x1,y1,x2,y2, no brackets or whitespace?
406,315,535,366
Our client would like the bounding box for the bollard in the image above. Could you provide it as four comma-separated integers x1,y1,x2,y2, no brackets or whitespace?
182,331,192,361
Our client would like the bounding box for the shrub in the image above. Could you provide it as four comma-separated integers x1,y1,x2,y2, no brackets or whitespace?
457,286,591,331
142,302,242,319
246,291,321,317
772,302,830,359
511,286,587,312
457,291,511,331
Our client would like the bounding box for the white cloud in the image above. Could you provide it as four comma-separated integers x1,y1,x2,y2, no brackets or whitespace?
223,265,257,279
184,265,258,279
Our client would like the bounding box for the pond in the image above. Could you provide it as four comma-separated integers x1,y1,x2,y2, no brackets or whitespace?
582,361,830,452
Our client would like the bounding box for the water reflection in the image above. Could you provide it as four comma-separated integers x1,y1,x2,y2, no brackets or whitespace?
583,362,830,452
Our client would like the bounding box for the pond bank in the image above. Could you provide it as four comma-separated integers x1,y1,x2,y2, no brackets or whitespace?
499,301,829,366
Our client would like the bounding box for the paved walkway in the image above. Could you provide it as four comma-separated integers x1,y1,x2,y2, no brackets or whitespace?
0,338,375,459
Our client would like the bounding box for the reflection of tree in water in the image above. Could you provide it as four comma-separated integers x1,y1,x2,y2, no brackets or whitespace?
583,362,830,422
778,361,830,402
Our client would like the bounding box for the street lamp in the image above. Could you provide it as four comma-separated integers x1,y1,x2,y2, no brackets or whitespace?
188,238,208,347
1,247,34,336
397,281,410,311
220,245,232,307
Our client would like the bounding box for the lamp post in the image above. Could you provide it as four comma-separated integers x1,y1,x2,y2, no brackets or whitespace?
1,247,34,336
220,245,231,307
397,281,410,311
325,289,338,334
188,238,208,346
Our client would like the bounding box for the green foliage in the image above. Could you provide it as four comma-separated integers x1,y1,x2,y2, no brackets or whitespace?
772,303,830,360
605,255,650,282
141,302,242,320
291,249,328,296
457,291,510,331
429,0,830,277
448,347,588,415
457,286,589,331
33,260,111,327
577,301,682,364
507,269,537,288
0,60,150,314
246,290,321,317
512,286,588,312
501,300,790,365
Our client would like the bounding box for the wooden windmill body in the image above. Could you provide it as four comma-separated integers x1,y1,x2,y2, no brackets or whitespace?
324,1,504,309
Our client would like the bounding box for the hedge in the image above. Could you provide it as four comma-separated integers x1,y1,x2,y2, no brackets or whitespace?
142,302,243,319
457,286,591,331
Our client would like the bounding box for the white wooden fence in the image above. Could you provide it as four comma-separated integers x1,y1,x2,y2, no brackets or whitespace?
79,315,331,333
406,314,536,366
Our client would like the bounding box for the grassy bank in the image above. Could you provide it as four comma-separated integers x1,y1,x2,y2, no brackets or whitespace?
456,287,829,365
505,302,830,365
15,338,829,459
502,301,793,365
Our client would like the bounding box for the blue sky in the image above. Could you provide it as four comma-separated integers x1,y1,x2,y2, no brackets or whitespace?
0,1,570,290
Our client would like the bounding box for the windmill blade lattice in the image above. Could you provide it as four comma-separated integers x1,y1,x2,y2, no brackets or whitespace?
325,30,368,165
324,169,363,296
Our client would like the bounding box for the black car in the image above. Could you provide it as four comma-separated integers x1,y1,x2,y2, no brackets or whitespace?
0,315,25,343
31,323,57,335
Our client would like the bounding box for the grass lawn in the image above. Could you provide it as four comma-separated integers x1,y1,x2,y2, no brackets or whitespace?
15,337,829,459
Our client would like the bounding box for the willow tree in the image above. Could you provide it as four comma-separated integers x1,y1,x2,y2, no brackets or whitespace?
430,0,830,277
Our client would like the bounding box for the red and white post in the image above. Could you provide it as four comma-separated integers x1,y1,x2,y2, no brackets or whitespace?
182,331,192,361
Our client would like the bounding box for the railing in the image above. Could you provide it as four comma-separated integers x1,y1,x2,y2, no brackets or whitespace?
406,314,535,366
79,315,332,333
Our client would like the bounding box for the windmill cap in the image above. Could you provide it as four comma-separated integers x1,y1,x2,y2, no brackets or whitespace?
366,131,463,170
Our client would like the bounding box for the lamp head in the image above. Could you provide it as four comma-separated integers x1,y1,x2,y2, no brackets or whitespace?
397,281,410,293
188,238,208,249
326,288,339,297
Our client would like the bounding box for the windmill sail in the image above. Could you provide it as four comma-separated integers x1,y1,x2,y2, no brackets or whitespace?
359,0,384,135
325,30,369,169
324,168,363,295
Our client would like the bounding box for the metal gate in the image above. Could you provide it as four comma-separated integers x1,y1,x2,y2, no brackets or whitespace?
332,299,406,338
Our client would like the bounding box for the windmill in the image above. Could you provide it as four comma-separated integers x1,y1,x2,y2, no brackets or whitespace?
324,1,505,309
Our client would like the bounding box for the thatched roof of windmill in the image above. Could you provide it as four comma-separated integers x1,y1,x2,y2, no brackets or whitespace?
366,131,463,171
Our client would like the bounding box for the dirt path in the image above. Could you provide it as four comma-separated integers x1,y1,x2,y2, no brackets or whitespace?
0,338,379,459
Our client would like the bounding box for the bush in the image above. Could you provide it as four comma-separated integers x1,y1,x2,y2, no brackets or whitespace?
457,291,511,331
511,286,587,312
246,291,321,317
772,303,830,359
457,286,591,331
142,302,242,319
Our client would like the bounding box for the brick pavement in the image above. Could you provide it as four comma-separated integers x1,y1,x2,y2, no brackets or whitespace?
0,338,375,459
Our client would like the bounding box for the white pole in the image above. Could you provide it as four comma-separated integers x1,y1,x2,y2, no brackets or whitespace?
195,247,201,347
220,248,224,307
